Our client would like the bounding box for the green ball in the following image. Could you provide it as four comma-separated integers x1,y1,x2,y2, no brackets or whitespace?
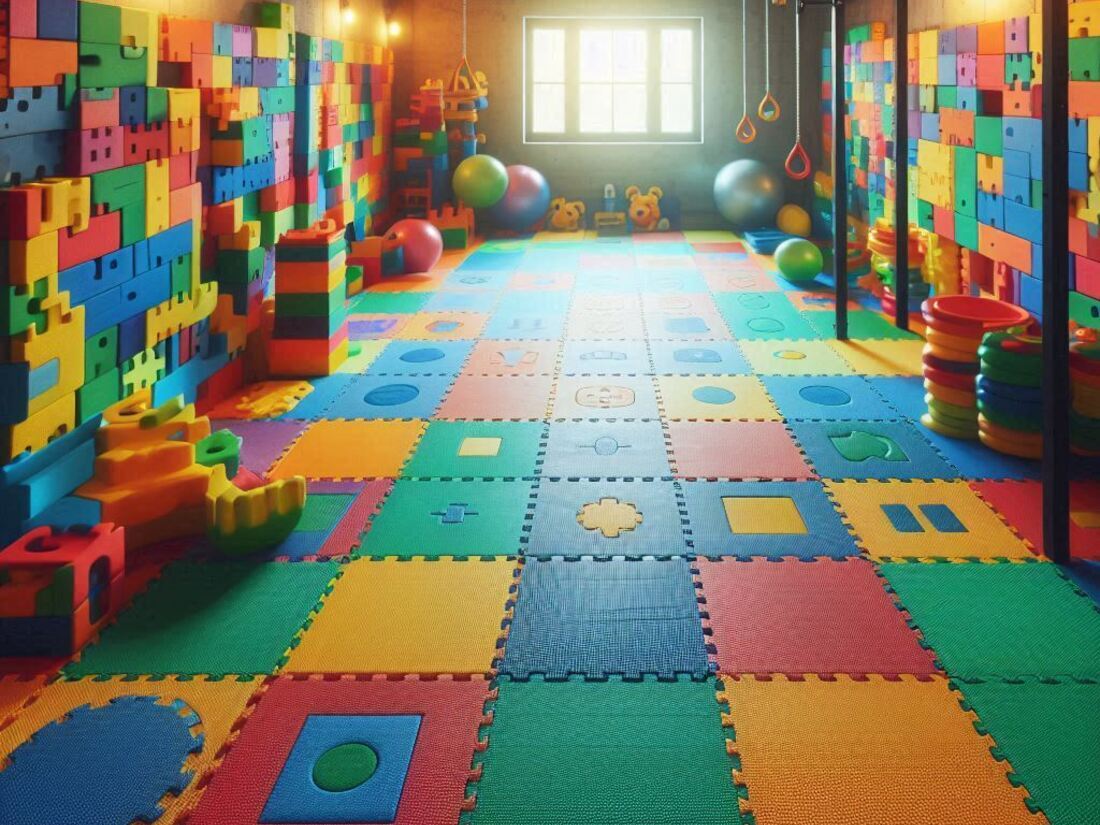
453,155,509,208
775,238,824,282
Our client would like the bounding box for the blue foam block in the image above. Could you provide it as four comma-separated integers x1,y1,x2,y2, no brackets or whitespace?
261,714,421,823
789,420,957,480
500,558,709,678
524,479,690,557
542,420,671,478
680,479,857,559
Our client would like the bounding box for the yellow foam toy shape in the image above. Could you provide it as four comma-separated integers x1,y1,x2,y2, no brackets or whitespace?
97,390,211,450
577,498,643,538
284,558,517,675
205,381,315,420
205,466,306,556
723,497,807,535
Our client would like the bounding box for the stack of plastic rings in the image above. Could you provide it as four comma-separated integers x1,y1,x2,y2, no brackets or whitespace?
977,332,1043,458
920,295,1032,440
1071,340,1100,455
867,219,928,319
847,241,872,284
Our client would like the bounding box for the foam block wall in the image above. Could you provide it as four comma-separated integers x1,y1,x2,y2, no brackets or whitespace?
0,0,392,539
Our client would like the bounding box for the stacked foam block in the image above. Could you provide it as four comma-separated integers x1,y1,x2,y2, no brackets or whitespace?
268,220,349,376
842,23,894,227
0,0,391,546
976,332,1043,458
393,83,448,215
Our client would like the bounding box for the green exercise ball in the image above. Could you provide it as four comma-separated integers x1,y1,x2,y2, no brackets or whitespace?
453,155,509,208
775,238,824,282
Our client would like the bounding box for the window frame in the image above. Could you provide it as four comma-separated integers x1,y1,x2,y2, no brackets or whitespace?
522,15,704,145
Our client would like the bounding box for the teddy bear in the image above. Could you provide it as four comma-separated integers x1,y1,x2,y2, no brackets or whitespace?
547,197,586,231
625,185,670,232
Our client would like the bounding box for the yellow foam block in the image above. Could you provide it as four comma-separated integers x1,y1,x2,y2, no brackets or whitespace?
657,375,780,421
7,231,59,286
98,390,211,450
11,294,85,415
27,177,90,235
145,284,218,348
723,496,807,534
283,557,517,675
4,392,75,461
0,677,259,823
268,419,426,481
826,339,924,376
825,480,1033,559
719,674,1040,825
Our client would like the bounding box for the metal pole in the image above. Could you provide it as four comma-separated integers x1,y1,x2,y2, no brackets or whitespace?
893,0,909,330
1042,0,1071,563
833,1,848,337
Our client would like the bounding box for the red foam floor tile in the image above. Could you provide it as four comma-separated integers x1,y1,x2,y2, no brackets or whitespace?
667,421,813,480
971,479,1100,560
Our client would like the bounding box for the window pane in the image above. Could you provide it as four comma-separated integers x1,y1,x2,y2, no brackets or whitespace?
532,28,565,82
613,83,647,132
579,30,613,82
613,29,647,82
661,29,693,83
661,83,693,132
532,83,565,132
579,84,613,132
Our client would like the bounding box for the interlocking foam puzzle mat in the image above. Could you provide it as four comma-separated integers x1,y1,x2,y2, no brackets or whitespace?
5,236,1098,823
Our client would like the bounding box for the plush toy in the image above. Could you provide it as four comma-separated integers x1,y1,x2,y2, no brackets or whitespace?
625,185,670,232
548,197,586,231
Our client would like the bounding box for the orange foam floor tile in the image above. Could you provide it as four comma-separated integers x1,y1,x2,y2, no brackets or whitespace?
719,674,1041,825
267,419,426,480
463,340,562,375
437,374,555,420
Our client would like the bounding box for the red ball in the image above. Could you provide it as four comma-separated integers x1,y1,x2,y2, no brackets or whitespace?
389,219,443,273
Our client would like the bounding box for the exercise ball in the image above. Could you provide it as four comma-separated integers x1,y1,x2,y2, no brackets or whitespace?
776,204,812,237
713,159,784,229
389,219,443,273
453,154,509,208
774,238,824,282
487,165,552,231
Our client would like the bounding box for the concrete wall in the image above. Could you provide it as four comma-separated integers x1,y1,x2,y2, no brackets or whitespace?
391,0,831,226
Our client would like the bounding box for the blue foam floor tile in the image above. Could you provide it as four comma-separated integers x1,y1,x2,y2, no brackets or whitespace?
645,311,729,339
574,270,640,292
422,290,499,312
649,340,750,375
459,251,525,270
484,311,567,340
560,340,651,375
637,270,709,293
367,340,474,375
715,292,820,340
444,270,513,290
276,375,355,420
789,420,957,480
324,374,454,419
921,429,1042,480
680,480,858,558
497,290,572,314
764,376,898,420
542,420,671,478
524,479,690,557
500,558,710,678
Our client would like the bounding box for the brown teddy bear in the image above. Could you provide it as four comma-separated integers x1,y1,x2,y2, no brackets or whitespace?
625,185,670,232
548,197,586,231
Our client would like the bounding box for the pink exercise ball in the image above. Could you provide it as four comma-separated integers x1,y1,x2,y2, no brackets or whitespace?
487,165,552,232
389,219,443,273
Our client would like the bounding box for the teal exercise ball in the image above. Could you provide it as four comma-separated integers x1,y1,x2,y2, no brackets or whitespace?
775,238,824,282
453,155,509,208
713,159,784,229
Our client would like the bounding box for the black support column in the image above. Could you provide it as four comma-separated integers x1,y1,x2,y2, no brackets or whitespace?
894,0,909,330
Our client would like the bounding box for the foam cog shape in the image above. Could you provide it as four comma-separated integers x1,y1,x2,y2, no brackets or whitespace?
0,695,203,825
577,497,643,538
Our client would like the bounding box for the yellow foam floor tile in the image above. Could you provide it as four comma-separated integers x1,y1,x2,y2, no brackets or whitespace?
738,340,854,376
657,375,780,420
337,340,388,374
267,419,426,480
283,557,517,675
0,677,260,823
397,312,488,340
719,675,1039,825
827,339,925,376
826,480,1033,559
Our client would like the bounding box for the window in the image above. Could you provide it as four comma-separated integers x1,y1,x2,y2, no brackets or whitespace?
524,17,703,144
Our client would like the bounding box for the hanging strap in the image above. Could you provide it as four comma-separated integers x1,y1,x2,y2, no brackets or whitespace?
757,0,781,122
785,2,811,179
737,0,757,143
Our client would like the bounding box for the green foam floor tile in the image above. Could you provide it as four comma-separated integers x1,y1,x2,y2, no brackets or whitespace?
957,679,1100,825
882,562,1100,680
469,678,742,824
402,421,545,479
361,479,531,558
804,309,923,340
349,292,430,314
63,560,340,678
